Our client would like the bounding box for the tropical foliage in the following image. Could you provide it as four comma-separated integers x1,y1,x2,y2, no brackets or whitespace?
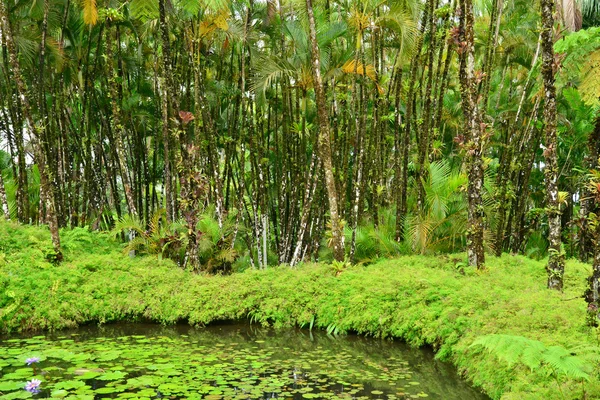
1,0,600,296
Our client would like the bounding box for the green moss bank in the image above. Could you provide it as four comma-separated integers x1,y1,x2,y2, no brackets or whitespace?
1,220,598,399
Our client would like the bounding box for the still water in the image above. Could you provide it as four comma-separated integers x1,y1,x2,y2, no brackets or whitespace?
0,323,488,399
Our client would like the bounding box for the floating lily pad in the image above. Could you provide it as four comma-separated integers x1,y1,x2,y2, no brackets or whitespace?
0,324,487,399
97,370,127,380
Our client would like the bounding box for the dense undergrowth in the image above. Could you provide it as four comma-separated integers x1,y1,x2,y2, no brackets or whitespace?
1,220,599,399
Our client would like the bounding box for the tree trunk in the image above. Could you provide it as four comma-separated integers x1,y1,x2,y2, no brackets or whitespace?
350,40,366,262
579,114,600,261
306,0,345,262
0,170,10,220
540,0,565,290
393,67,404,241
585,198,600,323
158,0,176,223
458,0,485,269
417,0,437,206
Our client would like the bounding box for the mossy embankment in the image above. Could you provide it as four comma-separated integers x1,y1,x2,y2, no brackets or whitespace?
0,220,598,399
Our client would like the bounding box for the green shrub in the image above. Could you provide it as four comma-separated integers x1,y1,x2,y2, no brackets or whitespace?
1,220,599,399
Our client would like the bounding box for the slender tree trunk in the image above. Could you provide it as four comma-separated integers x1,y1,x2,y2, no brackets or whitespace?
0,0,62,261
417,0,437,206
0,170,9,220
158,0,176,222
306,0,344,262
579,115,600,261
458,0,485,268
585,194,600,323
540,0,565,290
393,66,404,241
350,41,366,262
479,0,503,109
433,8,455,137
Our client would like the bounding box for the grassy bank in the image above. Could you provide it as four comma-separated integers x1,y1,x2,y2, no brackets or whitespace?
0,220,598,399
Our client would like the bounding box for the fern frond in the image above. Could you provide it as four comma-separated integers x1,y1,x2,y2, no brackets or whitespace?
580,49,600,107
471,334,595,381
543,346,590,380
521,345,545,370
470,334,542,366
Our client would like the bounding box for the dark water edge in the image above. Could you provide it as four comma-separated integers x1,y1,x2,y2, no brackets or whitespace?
0,322,490,400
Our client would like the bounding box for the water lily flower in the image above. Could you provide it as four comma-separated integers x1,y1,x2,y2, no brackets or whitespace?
24,379,41,394
25,357,40,365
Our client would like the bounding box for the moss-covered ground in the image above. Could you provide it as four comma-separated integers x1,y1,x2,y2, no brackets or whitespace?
0,220,598,399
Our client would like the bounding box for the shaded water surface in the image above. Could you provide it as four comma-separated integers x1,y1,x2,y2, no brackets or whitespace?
0,323,488,399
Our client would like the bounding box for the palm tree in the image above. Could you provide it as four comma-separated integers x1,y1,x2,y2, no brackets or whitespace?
305,0,345,262
541,0,565,290
457,0,486,269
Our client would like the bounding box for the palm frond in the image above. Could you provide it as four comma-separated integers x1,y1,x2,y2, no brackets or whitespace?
130,0,159,21
376,8,418,57
80,0,98,25
112,215,146,237
407,213,434,254
577,0,600,22
251,55,295,94
203,0,230,13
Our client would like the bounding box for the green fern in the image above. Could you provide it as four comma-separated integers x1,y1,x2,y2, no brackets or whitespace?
579,49,600,107
555,27,600,107
470,334,598,382
60,228,95,252
62,227,94,244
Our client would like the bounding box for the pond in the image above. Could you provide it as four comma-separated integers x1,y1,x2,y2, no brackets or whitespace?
0,323,488,399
